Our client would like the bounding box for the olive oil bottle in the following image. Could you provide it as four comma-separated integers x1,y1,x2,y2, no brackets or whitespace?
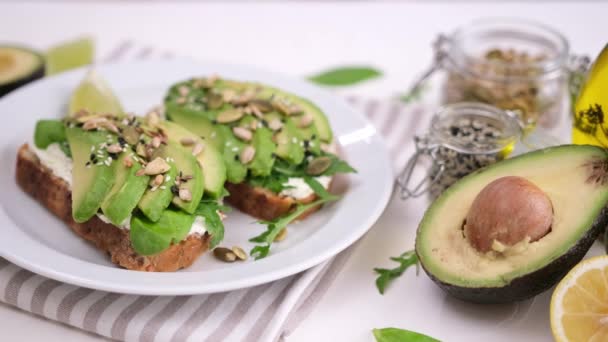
572,45,608,146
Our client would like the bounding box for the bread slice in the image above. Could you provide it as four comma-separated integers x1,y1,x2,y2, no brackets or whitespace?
15,144,210,272
224,179,332,221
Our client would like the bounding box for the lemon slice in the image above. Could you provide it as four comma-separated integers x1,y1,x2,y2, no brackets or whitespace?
46,37,94,75
68,69,123,116
551,255,608,342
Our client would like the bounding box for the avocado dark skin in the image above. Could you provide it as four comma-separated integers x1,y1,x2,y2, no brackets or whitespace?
417,206,608,304
0,65,44,98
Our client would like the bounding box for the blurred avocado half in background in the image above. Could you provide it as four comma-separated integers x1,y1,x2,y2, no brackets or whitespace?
0,45,45,97
0,37,94,98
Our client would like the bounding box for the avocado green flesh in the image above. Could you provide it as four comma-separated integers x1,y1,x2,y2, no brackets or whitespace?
159,121,227,198
34,119,66,149
249,127,276,177
0,46,44,97
219,126,248,183
416,145,608,289
166,106,226,150
138,162,177,222
157,141,204,214
267,114,305,164
65,127,116,223
130,209,195,256
100,153,149,226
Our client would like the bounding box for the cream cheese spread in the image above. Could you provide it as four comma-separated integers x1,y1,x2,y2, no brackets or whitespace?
280,176,332,199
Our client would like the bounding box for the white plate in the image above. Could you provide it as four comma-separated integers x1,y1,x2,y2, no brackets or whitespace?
0,59,393,295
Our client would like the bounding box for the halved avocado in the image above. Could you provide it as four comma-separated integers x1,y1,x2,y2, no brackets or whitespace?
416,145,608,303
0,46,44,97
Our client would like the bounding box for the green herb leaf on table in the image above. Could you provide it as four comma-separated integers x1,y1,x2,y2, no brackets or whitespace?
249,196,339,259
374,250,419,295
308,66,382,86
373,328,440,342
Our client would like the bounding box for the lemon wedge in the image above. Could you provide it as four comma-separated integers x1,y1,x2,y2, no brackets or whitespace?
551,255,608,342
68,69,123,116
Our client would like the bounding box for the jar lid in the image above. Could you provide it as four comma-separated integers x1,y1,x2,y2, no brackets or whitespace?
429,102,522,154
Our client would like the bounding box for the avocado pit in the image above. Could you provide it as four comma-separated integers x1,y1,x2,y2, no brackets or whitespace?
464,176,553,253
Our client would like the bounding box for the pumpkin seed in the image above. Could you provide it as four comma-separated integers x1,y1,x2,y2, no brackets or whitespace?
274,228,287,242
240,145,256,164
222,89,237,102
122,126,140,145
217,109,244,123
207,92,224,110
233,126,253,141
136,143,148,158
180,137,196,146
213,247,237,262
306,156,332,176
250,99,273,112
231,246,248,261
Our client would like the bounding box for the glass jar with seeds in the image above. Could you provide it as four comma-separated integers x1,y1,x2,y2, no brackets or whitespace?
406,18,588,130
397,102,522,200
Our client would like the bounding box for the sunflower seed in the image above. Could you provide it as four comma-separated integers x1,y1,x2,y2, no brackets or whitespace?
192,142,205,156
268,119,283,131
233,127,253,141
240,146,256,164
217,109,244,123
274,228,287,242
151,136,162,148
231,246,248,261
136,143,147,158
135,169,146,176
178,85,190,97
222,89,237,102
106,143,122,154
272,99,292,115
306,156,332,176
178,188,192,201
213,247,237,263
123,155,133,168
249,104,264,118
298,113,313,128
144,157,171,175
146,111,160,126
153,174,164,186
180,137,195,146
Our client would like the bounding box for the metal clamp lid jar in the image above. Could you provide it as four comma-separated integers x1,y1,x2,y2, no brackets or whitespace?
397,102,522,200
407,18,589,129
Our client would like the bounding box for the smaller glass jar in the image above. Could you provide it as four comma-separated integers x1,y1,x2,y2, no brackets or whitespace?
397,102,522,200
407,18,589,130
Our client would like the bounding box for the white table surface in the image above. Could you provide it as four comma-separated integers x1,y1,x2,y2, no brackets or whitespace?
1,2,607,341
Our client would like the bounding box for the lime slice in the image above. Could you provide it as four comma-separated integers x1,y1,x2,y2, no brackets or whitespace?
68,69,123,116
46,37,94,75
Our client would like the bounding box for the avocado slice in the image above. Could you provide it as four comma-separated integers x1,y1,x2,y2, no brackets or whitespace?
130,208,195,256
416,145,608,303
156,141,204,214
159,121,227,198
217,125,248,184
100,153,149,226
0,45,44,97
65,126,116,223
269,114,305,164
137,160,177,222
165,104,226,150
249,127,276,177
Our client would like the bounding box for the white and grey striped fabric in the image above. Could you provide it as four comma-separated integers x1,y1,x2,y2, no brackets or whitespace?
0,41,430,342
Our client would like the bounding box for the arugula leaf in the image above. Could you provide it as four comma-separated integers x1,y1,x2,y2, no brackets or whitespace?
322,153,357,176
308,66,382,86
248,173,292,193
59,141,72,158
34,119,67,149
373,328,440,342
249,195,339,259
374,250,419,295
195,199,229,248
303,176,332,200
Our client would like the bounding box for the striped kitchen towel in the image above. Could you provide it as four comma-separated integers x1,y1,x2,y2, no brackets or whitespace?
0,41,431,342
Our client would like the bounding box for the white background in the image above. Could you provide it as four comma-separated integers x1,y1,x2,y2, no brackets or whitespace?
1,2,607,341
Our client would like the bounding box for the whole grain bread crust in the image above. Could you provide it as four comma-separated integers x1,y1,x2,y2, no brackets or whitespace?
15,144,210,272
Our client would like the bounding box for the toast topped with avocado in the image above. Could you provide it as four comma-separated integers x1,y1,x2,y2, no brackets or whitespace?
16,72,228,271
163,76,356,223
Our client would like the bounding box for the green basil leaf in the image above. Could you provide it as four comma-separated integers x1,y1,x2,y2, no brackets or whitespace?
373,328,440,342
308,66,382,86
374,250,419,295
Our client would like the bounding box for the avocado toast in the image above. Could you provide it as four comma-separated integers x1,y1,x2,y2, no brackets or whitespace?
17,108,228,272
163,76,356,222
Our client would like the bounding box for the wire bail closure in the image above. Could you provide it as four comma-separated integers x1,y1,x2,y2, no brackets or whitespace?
395,136,444,200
